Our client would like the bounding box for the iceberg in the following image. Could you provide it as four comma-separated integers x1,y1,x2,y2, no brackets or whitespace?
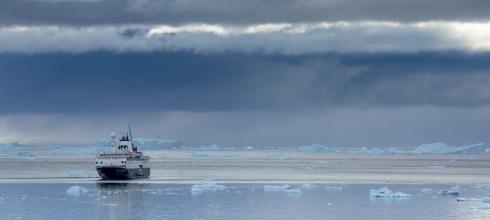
369,187,411,199
413,143,485,155
191,182,226,195
66,186,88,197
297,143,336,153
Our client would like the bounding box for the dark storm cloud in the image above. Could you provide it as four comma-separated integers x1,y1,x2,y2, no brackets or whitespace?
1,51,490,114
1,0,490,26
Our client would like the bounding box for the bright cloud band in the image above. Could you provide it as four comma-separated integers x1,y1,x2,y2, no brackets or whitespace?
2,21,490,54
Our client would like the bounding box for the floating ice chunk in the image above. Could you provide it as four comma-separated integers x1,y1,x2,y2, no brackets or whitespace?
66,186,88,197
264,185,302,196
439,190,459,196
191,182,226,195
264,184,291,192
69,170,90,178
297,143,336,153
324,186,343,191
286,188,303,197
369,187,411,199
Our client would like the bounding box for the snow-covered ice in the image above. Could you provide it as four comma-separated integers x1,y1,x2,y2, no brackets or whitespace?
66,186,88,197
369,187,411,199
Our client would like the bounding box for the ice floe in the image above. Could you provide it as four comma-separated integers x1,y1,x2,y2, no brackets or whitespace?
369,187,411,199
286,188,303,197
66,186,88,197
264,184,291,192
264,184,303,196
191,182,226,195
324,186,343,191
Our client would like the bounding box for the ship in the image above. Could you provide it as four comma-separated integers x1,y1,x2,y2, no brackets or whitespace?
95,127,150,180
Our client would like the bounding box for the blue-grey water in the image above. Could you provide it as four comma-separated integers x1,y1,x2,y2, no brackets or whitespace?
1,183,490,220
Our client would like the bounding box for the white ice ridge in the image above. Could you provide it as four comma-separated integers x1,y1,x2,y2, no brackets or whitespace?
369,187,411,199
191,182,226,195
66,186,88,197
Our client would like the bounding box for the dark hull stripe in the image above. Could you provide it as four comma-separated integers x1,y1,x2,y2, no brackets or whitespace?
96,167,150,180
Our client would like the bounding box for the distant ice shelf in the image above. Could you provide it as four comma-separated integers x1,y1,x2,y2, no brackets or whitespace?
297,142,486,155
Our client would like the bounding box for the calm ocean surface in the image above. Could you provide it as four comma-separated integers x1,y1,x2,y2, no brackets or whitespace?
1,183,490,220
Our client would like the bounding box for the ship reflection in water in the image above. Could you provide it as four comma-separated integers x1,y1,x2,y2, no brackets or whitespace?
95,182,149,220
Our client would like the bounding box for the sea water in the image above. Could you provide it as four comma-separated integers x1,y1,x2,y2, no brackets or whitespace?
1,183,490,220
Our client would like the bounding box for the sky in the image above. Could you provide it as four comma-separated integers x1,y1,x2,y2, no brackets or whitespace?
1,0,490,147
